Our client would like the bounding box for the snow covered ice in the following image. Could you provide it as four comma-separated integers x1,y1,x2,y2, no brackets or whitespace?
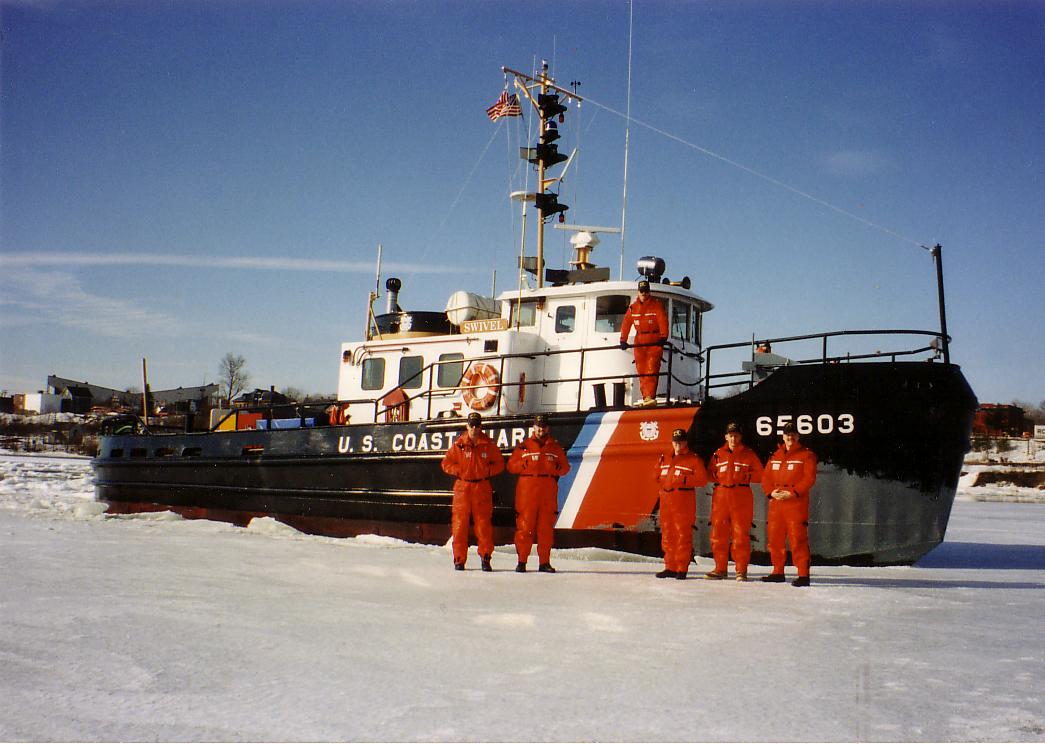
1,452,1043,742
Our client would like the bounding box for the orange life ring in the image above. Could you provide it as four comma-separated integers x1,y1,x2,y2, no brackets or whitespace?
460,363,500,411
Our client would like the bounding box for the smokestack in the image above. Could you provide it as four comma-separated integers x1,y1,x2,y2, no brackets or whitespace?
386,277,402,313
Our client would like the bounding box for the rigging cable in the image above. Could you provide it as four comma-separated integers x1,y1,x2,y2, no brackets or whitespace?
585,95,926,251
438,122,503,230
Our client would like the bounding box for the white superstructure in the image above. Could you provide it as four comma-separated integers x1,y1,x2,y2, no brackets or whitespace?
337,268,713,424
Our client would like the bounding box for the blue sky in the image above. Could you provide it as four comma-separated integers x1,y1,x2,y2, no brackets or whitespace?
1,0,1042,407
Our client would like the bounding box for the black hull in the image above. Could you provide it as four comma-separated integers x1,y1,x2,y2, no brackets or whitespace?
94,362,976,565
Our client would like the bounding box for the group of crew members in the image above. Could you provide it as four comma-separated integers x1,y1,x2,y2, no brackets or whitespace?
441,411,818,587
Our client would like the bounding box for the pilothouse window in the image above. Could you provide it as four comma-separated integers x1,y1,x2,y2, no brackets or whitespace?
510,300,539,328
671,302,691,342
595,295,630,333
437,353,464,388
554,305,576,333
399,355,424,389
361,358,385,391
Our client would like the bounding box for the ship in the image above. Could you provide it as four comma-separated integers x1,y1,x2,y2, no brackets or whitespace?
93,63,977,565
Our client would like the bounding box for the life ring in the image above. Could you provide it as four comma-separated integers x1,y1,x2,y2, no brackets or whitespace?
460,363,500,411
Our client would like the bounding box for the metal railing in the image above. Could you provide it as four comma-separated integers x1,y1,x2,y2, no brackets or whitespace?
702,328,947,394
363,339,699,422
101,328,949,436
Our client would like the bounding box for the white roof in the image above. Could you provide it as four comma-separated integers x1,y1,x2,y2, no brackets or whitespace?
495,279,714,312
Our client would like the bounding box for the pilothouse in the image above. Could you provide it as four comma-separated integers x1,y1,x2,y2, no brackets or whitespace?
337,250,713,424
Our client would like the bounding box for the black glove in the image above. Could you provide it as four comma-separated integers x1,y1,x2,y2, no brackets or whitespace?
619,340,628,350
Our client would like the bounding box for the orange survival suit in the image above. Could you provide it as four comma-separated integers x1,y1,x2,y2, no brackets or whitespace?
653,445,708,576
761,441,818,578
506,432,570,566
620,294,669,401
709,442,764,576
440,429,505,568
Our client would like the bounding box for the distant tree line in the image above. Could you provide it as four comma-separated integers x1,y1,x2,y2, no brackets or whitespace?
1011,399,1045,426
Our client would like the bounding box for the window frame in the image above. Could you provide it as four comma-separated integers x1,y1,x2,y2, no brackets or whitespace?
436,353,465,388
554,304,577,334
361,358,386,391
398,355,425,390
594,294,630,334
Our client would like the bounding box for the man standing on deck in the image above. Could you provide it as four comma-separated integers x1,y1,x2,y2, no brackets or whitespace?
761,421,818,587
507,414,570,573
440,411,505,572
653,428,708,579
620,279,669,406
706,422,764,581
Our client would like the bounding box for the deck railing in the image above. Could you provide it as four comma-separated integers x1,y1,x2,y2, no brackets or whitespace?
101,328,948,436
702,328,946,394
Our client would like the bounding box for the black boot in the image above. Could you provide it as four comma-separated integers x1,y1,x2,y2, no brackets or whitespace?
515,562,527,573
538,563,556,573
791,576,810,587
454,563,465,571
481,556,493,572
655,569,677,579
761,573,786,583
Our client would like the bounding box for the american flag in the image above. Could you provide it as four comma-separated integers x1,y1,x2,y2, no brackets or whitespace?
486,90,522,121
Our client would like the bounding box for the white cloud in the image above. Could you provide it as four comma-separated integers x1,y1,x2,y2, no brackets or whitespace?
822,150,895,177
5,269,186,339
0,252,464,274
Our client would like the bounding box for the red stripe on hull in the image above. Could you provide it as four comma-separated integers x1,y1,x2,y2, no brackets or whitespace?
573,407,699,529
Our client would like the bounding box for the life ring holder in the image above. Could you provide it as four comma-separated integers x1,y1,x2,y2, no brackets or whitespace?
460,363,501,411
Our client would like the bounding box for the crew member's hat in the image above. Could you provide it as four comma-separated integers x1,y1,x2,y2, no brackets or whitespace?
725,422,741,434
781,422,797,434
533,414,549,427
671,428,687,441
637,279,651,293
467,412,482,425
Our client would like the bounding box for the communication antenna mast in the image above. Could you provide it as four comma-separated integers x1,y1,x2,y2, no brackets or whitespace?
619,0,635,279
503,62,583,288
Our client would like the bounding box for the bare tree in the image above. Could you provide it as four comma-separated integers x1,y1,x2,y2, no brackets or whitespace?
282,386,305,403
1011,399,1044,427
219,353,250,405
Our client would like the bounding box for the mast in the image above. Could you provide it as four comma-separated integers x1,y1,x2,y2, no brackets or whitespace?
535,64,550,288
503,62,582,289
141,358,149,419
930,244,951,365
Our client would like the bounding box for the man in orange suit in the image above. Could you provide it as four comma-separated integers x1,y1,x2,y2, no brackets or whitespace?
620,279,669,406
507,414,570,573
761,421,818,587
706,422,764,581
440,411,505,572
653,428,708,579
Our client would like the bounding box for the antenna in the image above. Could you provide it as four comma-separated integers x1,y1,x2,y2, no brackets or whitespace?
554,224,622,272
366,244,383,340
374,243,383,297
619,0,635,279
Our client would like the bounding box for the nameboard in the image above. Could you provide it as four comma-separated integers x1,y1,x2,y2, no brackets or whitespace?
460,318,509,333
